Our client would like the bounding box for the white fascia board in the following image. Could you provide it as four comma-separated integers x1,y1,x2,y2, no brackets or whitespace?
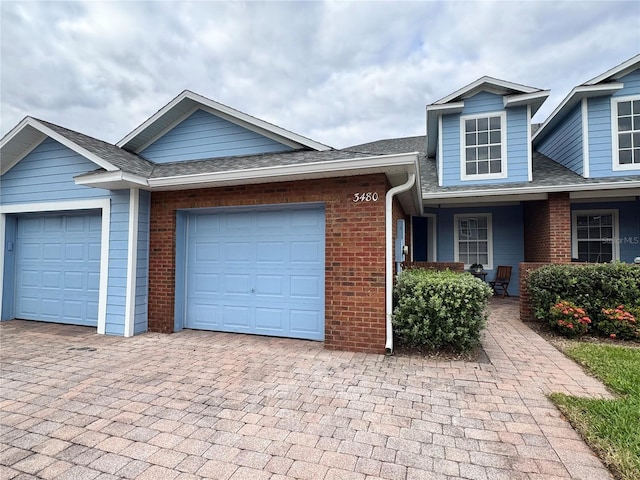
0,119,47,175
583,54,640,85
433,76,539,105
426,102,464,157
532,83,624,144
503,90,550,115
422,181,640,200
74,171,150,189
118,90,331,152
148,152,420,189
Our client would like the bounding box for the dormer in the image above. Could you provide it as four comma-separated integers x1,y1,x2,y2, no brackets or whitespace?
533,54,640,178
426,77,549,187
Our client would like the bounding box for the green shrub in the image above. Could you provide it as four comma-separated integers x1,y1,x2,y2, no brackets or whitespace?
392,269,492,352
528,263,640,335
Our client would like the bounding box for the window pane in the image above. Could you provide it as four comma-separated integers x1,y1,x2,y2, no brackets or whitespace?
618,101,631,116
478,118,488,131
489,116,501,129
577,227,588,239
478,147,488,160
577,216,588,226
479,254,488,264
460,243,468,253
490,131,501,143
465,119,476,132
633,100,640,113
489,146,501,159
618,116,632,131
466,133,476,146
620,150,632,164
619,133,632,149
466,148,476,161
601,214,612,226
490,160,502,173
478,132,489,145
478,229,487,240
633,132,640,147
478,161,489,174
466,162,477,175
633,148,640,163
633,115,640,130
602,227,613,238
477,217,487,228
469,243,477,254
589,226,600,238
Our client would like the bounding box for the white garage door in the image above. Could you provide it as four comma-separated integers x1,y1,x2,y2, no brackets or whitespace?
185,205,325,340
14,212,101,326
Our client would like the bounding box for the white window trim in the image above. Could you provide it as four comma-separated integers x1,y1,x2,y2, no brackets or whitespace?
611,94,640,172
571,209,620,262
460,111,508,181
453,213,493,270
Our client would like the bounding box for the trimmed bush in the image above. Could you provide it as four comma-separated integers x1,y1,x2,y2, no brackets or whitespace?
392,269,492,352
528,263,640,335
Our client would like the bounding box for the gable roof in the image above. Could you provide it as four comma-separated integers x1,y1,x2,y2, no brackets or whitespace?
117,90,332,153
0,117,153,177
426,76,549,157
533,54,640,145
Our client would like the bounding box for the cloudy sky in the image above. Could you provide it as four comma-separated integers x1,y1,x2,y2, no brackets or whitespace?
1,1,639,149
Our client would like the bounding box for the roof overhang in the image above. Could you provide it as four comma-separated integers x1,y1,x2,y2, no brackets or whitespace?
433,76,540,105
1,117,118,176
425,102,464,157
532,83,624,145
117,90,332,153
75,152,424,215
503,90,550,116
422,183,640,206
584,54,640,85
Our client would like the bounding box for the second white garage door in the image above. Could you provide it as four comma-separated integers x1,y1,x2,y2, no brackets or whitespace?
185,204,325,340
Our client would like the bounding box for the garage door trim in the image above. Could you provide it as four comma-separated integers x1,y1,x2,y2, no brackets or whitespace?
1,199,110,333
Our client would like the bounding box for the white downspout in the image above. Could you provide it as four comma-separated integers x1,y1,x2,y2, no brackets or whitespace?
385,172,416,354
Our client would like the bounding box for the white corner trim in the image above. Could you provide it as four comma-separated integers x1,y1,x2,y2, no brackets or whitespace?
124,189,139,337
438,116,443,187
581,98,590,178
0,199,110,335
527,105,533,182
0,214,5,320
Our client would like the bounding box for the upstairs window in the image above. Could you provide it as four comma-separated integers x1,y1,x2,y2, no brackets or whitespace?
461,112,507,180
612,96,640,170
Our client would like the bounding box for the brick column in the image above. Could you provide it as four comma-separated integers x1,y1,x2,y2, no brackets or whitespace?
547,192,572,264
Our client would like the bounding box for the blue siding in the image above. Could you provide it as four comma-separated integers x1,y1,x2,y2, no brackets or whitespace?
422,204,524,295
588,70,640,177
0,138,106,204
440,92,530,186
0,138,134,337
134,190,150,334
571,200,640,263
141,109,294,163
536,104,583,175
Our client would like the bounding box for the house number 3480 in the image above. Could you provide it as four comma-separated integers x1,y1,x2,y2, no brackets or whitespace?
353,192,379,203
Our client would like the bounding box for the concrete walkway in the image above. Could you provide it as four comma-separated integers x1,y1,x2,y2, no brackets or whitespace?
1,299,613,479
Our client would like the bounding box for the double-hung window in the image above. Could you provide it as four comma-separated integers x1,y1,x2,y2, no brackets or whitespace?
461,112,507,180
454,214,493,269
612,96,640,171
572,210,619,263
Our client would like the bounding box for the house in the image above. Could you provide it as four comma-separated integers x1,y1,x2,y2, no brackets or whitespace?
1,55,639,353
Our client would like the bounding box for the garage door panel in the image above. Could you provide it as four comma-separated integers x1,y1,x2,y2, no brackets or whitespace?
14,212,100,326
185,205,324,340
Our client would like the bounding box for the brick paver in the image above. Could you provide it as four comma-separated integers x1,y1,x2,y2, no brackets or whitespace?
0,299,613,479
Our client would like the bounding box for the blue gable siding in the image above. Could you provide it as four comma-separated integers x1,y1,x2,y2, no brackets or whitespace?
422,204,524,295
536,103,583,175
440,91,530,186
0,138,136,337
588,70,640,178
141,109,294,163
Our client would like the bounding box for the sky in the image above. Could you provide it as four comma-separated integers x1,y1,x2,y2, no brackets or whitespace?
1,1,639,150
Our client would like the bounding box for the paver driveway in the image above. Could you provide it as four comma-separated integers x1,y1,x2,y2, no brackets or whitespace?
1,299,614,480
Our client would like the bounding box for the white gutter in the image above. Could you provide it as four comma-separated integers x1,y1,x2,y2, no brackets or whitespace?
385,172,416,355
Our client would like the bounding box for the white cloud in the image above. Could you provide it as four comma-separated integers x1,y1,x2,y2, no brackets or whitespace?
1,0,638,148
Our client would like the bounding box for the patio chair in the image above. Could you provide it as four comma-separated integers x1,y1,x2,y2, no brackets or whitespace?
489,266,512,297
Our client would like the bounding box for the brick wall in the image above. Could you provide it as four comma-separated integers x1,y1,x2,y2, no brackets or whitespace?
148,174,393,353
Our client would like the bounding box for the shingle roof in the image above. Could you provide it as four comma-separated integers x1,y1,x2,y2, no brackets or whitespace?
36,119,155,177
344,135,639,197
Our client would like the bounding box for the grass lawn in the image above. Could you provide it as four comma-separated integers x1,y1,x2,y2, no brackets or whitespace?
549,343,640,480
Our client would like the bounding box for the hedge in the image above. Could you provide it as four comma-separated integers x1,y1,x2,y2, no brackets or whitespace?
392,269,493,352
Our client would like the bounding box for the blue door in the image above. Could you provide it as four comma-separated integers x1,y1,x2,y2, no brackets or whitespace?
185,205,325,340
14,212,101,326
